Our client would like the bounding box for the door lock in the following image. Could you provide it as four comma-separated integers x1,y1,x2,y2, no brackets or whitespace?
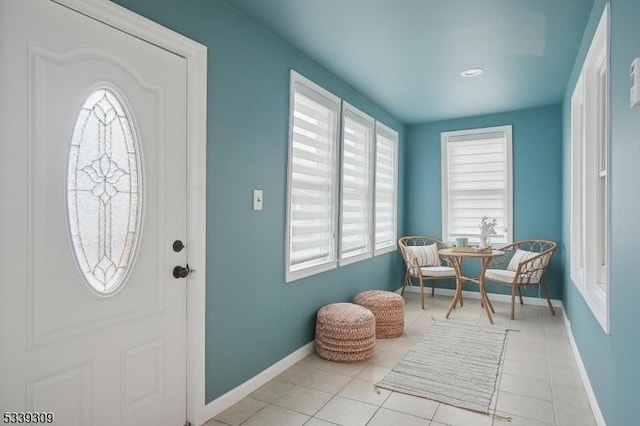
173,240,185,252
173,264,195,279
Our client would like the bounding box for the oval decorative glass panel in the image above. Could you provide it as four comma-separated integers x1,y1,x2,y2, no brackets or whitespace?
67,88,142,295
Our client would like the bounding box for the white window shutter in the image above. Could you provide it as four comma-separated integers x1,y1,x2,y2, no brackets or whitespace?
340,103,374,263
374,123,398,253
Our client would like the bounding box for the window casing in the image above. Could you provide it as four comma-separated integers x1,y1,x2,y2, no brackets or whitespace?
570,4,609,333
286,71,398,282
441,126,513,246
570,74,586,288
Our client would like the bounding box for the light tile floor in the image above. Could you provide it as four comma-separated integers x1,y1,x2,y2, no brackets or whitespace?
206,293,597,426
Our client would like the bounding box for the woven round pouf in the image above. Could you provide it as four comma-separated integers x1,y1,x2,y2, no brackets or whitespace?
353,290,405,338
315,303,375,362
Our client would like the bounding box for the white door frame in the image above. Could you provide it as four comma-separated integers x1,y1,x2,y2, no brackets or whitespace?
52,0,208,424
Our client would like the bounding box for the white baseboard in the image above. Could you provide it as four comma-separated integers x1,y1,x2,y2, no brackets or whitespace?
399,285,563,308
400,285,606,425
560,309,607,426
201,341,315,424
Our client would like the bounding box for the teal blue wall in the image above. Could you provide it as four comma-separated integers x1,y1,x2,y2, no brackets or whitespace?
111,0,405,402
405,105,564,299
563,0,640,424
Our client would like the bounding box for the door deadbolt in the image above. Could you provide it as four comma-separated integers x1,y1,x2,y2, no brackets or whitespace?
173,240,185,252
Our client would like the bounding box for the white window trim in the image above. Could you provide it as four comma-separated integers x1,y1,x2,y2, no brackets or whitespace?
285,71,341,282
570,3,610,334
339,102,375,266
374,121,399,256
441,125,513,246
570,73,586,291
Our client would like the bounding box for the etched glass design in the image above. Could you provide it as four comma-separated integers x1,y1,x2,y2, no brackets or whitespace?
67,88,142,295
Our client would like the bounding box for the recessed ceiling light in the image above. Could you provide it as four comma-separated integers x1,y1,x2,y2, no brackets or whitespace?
460,68,484,77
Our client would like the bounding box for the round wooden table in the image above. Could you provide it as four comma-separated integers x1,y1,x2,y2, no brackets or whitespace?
438,248,505,324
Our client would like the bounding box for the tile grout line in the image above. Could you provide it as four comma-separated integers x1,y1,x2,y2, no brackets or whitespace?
490,319,511,426
545,313,560,426
309,371,365,424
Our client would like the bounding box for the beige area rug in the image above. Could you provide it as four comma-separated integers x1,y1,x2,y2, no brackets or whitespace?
376,321,507,414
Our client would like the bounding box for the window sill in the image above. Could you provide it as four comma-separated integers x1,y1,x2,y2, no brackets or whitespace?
286,261,337,283
374,245,397,256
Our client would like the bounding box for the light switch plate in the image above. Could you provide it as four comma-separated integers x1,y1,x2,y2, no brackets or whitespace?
253,189,263,210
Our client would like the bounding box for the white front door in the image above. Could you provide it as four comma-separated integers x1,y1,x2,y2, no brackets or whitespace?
0,1,189,425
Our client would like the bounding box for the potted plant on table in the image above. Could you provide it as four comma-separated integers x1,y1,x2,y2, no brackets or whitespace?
479,216,497,249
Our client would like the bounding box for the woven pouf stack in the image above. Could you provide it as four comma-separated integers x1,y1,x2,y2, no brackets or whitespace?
315,303,376,362
353,290,405,338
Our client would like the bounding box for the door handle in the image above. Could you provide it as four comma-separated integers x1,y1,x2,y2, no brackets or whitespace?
173,264,195,279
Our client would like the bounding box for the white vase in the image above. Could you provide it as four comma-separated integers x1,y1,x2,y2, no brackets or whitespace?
479,236,488,249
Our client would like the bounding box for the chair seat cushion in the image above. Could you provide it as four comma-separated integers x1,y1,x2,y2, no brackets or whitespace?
410,266,456,277
485,268,540,284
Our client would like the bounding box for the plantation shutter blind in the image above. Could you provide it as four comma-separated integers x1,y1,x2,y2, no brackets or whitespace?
340,104,374,262
286,73,340,279
442,127,512,245
374,123,398,252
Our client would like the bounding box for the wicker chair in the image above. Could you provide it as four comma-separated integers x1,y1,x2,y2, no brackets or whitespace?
484,240,557,319
398,236,457,309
